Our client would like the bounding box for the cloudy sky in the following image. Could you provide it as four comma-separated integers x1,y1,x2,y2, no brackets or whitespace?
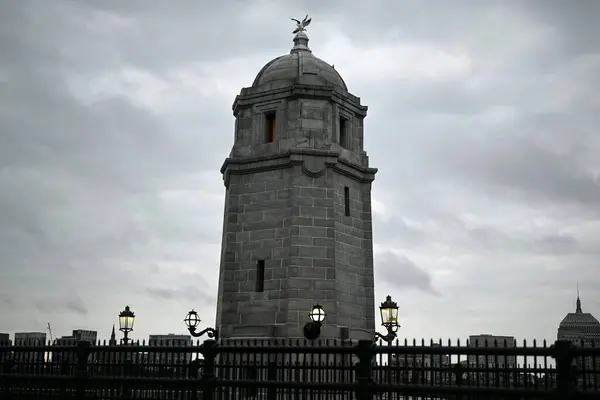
1,0,598,345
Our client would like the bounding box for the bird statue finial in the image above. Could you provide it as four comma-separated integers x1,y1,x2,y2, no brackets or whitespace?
291,14,312,34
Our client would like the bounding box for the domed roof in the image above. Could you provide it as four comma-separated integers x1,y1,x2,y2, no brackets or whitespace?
560,312,600,327
558,296,600,335
252,32,348,91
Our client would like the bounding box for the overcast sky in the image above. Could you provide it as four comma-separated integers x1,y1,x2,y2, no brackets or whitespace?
1,0,598,344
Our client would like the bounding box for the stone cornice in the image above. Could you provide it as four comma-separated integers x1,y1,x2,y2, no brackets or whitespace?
221,149,377,188
232,84,367,117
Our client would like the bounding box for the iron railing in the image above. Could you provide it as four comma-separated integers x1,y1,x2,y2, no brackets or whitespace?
0,338,599,399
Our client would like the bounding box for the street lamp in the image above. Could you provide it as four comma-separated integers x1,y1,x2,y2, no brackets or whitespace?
184,310,219,340
303,304,326,340
118,305,135,345
375,295,399,344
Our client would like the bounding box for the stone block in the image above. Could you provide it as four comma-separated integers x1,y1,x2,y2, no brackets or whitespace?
249,229,276,241
300,187,327,198
223,262,241,271
291,217,313,226
298,246,328,259
272,247,290,259
313,258,335,268
262,238,283,248
266,180,287,191
298,226,327,238
241,241,262,252
313,237,335,247
252,247,273,260
313,217,334,228
314,280,335,290
291,237,312,247
299,206,327,218
298,266,327,279
274,227,290,238
290,257,313,267
234,270,248,281
286,278,313,290
245,200,288,212
223,282,239,293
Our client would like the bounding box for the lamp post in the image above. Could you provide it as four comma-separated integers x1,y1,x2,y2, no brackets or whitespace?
303,304,326,340
118,305,135,345
375,295,399,344
184,310,219,340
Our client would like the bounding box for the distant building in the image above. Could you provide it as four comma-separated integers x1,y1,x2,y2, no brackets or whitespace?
0,333,10,344
14,332,47,346
72,329,98,344
0,333,11,362
391,344,450,384
557,292,600,389
558,293,600,343
52,329,98,363
148,334,192,365
393,344,450,368
468,334,516,367
14,332,47,362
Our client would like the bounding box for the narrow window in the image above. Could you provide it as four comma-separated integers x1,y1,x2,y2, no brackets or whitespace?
344,186,350,217
339,117,347,148
256,260,265,292
265,112,276,143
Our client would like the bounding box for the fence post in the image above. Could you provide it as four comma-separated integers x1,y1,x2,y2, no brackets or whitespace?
453,363,464,400
188,359,203,399
355,340,374,400
200,339,218,400
75,341,91,400
552,339,576,399
1,358,15,400
266,361,277,400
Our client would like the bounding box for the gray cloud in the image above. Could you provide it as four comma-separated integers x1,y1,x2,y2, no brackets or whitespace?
376,251,440,296
1,0,599,342
33,295,88,316
146,286,215,306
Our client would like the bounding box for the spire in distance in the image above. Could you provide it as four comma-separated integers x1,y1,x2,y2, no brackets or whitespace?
576,282,582,313
110,323,117,344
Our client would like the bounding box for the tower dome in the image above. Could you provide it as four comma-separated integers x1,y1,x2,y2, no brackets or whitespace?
252,31,348,91
557,292,600,341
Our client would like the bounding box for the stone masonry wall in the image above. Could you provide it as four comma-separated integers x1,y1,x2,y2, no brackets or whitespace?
217,159,375,341
285,166,338,339
333,173,375,340
231,98,364,165
217,168,293,339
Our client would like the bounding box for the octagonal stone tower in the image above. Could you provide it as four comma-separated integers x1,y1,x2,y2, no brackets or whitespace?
215,27,377,342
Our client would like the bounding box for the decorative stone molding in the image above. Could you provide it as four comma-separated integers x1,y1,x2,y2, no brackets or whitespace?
221,149,377,188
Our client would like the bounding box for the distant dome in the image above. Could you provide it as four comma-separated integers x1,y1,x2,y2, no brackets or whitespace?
252,32,348,91
559,313,600,331
558,296,600,338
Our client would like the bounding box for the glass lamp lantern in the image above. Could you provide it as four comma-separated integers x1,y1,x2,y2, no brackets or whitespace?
183,309,219,339
309,304,326,323
379,295,399,329
184,310,202,330
118,306,135,333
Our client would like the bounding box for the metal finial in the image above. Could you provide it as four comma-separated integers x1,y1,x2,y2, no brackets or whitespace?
291,14,311,34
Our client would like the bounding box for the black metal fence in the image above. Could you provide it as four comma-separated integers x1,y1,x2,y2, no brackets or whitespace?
1,337,599,399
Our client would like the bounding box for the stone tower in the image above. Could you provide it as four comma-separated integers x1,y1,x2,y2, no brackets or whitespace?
215,23,377,342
